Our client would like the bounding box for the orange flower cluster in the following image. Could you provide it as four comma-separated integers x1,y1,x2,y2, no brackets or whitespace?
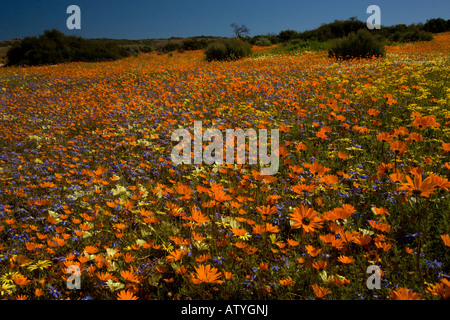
0,33,449,300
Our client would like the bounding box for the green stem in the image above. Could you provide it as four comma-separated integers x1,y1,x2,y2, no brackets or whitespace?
415,197,423,287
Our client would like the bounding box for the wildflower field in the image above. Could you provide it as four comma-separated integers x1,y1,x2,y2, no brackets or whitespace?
0,33,449,300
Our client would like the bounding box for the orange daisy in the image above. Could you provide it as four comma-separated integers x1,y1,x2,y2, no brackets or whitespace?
390,287,423,300
117,290,138,300
289,205,323,233
193,264,223,284
399,173,436,198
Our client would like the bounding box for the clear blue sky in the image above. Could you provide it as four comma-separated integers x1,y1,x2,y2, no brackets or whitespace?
1,0,449,40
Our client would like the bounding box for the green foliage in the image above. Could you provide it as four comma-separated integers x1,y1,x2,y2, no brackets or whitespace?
6,29,130,66
328,29,385,60
278,30,299,42
204,38,252,61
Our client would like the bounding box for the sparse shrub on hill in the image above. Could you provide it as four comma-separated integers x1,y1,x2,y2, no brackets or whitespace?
123,45,141,56
138,45,154,53
182,39,209,51
328,29,385,60
204,38,252,61
160,42,183,53
275,39,331,54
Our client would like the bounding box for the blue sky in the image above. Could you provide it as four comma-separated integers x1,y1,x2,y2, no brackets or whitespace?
1,0,449,40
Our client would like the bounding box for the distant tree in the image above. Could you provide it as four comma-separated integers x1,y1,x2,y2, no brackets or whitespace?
230,23,250,38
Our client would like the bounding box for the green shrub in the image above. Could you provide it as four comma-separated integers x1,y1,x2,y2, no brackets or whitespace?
204,41,228,61
254,37,272,46
6,29,129,66
328,29,385,60
204,38,252,61
254,33,279,45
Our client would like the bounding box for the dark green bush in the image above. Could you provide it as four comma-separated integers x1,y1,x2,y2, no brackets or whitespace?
388,30,433,43
6,29,129,66
402,30,433,42
328,29,385,60
423,18,450,33
279,19,367,43
204,38,252,61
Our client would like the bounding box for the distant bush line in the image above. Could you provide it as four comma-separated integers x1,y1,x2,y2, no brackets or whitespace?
6,29,130,66
260,17,448,59
273,17,449,44
5,18,449,65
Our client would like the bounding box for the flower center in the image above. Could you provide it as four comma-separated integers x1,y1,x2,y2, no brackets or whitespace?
302,217,311,225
